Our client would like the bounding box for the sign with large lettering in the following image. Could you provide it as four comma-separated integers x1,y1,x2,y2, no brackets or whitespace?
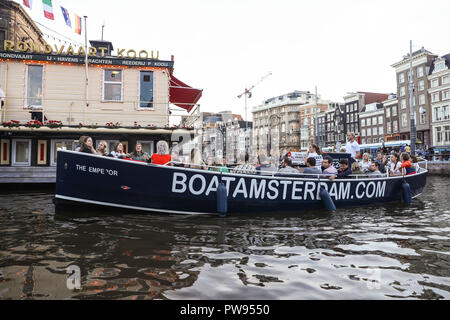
0,40,174,68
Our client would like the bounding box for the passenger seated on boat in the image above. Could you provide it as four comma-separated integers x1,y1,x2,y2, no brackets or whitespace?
322,156,338,175
329,159,352,181
233,152,257,175
302,157,321,175
375,151,387,174
189,148,206,170
400,152,416,175
110,142,127,159
151,141,172,165
210,157,229,173
367,162,383,177
411,155,420,172
96,140,108,156
255,154,277,174
75,136,87,152
351,161,365,175
389,153,402,176
79,136,97,154
359,153,372,173
130,143,151,162
278,156,299,174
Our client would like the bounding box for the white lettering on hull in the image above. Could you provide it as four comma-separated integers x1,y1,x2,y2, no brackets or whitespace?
171,173,388,202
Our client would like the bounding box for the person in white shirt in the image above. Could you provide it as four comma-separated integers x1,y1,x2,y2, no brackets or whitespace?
305,143,323,170
345,132,361,160
359,152,372,173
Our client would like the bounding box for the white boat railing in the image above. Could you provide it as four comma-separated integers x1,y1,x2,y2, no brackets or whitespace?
165,160,427,180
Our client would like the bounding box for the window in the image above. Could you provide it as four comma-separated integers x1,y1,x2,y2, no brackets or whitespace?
103,69,123,102
51,139,77,166
401,113,408,127
361,129,366,137
361,119,366,127
26,65,44,108
432,93,440,103
443,90,450,100
373,117,377,125
436,127,442,143
12,139,31,166
137,141,154,155
387,122,392,134
401,99,406,109
400,86,406,97
419,94,426,105
139,71,154,109
443,105,450,120
435,62,446,72
393,120,399,133
420,110,426,125
399,73,405,83
367,128,372,136
392,106,398,116
435,106,442,121
431,78,439,88
367,118,372,126
373,127,378,136
443,76,450,85
417,66,424,77
445,126,450,143
378,116,383,124
386,108,391,118
418,80,424,91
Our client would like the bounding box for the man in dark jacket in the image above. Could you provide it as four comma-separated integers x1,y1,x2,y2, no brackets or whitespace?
329,159,352,180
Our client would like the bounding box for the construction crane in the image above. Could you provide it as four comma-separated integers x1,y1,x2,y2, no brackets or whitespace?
237,72,272,121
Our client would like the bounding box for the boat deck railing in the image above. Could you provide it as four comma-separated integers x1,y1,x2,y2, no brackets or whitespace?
164,160,428,179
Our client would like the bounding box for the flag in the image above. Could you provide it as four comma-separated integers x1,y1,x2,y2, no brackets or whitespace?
60,6,71,27
42,0,54,20
23,0,32,9
74,14,82,35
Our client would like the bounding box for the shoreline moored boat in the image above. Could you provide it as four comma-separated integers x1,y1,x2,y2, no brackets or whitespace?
54,150,428,216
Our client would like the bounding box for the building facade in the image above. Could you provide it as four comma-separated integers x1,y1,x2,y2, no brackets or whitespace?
298,102,329,150
382,95,400,142
0,0,46,48
391,47,437,148
428,54,450,147
252,91,317,156
359,103,385,144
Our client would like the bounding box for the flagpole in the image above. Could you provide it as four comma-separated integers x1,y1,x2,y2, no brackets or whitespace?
84,16,89,108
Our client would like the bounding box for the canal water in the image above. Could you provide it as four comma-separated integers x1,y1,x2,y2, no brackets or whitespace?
0,176,449,300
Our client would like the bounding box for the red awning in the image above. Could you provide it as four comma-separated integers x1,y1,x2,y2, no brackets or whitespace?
169,75,202,113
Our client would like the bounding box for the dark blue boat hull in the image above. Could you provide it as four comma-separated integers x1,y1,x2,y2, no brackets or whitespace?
55,151,427,215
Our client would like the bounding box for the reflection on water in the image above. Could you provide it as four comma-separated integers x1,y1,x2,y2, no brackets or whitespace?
0,177,449,300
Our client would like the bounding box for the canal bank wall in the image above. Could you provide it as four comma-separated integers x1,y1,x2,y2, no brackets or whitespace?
427,162,450,176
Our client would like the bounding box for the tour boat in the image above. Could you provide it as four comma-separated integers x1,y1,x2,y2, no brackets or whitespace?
54,150,428,215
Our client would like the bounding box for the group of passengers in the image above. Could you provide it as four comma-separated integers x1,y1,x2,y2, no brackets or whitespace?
76,136,173,165
76,133,420,179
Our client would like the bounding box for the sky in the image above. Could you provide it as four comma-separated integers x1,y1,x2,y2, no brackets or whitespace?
13,0,450,120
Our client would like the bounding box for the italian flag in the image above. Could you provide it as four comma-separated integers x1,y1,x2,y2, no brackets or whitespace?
42,0,54,20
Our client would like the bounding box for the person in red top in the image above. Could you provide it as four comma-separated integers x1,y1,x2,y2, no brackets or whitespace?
151,140,172,165
400,152,416,175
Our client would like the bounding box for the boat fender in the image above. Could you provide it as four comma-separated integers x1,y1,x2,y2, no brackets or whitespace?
217,181,228,217
401,180,412,205
319,187,336,212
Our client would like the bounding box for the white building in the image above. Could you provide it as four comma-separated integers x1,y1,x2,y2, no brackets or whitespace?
428,54,450,147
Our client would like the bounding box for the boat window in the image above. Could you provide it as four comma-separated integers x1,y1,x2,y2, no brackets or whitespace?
12,139,31,166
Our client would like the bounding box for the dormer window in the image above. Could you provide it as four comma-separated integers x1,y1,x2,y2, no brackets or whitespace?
434,61,446,72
